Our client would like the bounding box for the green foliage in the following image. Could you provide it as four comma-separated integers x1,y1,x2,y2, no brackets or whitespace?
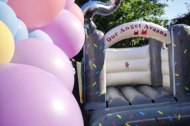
75,0,87,7
171,3,190,25
95,0,168,32
76,0,169,48
171,12,190,26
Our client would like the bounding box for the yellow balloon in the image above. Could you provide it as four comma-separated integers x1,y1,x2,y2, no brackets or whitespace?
0,21,14,64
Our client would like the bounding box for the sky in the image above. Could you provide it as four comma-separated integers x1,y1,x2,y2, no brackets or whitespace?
162,0,190,20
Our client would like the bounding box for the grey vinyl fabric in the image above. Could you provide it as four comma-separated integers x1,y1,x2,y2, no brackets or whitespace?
136,85,173,102
120,86,151,104
149,39,163,87
168,25,190,97
106,87,129,107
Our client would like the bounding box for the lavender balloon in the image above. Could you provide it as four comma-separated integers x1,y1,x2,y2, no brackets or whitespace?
41,9,85,58
65,0,75,9
12,38,74,91
0,63,84,126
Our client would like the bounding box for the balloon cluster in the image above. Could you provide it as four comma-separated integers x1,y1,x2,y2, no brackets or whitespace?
0,0,84,126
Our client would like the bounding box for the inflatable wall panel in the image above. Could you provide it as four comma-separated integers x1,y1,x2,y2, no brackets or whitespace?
106,45,151,86
161,49,170,88
106,58,150,73
163,75,170,88
106,45,149,61
161,49,169,61
106,71,151,86
162,61,170,75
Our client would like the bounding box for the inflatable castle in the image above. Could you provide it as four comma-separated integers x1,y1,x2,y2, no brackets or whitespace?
77,0,190,125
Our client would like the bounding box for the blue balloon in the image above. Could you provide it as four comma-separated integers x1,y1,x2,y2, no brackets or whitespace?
0,1,18,36
0,0,8,3
29,30,54,43
14,18,28,41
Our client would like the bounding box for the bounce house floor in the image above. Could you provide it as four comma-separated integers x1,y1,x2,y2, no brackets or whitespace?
85,85,190,125
89,97,190,126
106,85,174,108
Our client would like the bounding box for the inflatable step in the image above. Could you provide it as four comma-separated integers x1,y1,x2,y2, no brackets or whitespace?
136,85,174,102
120,86,151,105
106,87,129,107
90,101,179,123
89,102,190,126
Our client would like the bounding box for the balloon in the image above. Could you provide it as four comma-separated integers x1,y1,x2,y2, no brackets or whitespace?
65,0,75,9
69,3,84,24
29,30,53,44
8,0,66,28
41,10,85,58
14,18,28,41
0,63,84,126
0,0,8,3
0,21,14,64
12,38,74,91
0,1,18,36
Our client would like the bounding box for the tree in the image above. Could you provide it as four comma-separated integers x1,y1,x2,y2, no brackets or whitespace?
75,0,86,7
76,0,169,48
171,3,190,25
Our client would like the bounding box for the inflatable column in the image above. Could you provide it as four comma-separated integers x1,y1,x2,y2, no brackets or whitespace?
82,0,122,110
168,25,190,98
149,38,163,87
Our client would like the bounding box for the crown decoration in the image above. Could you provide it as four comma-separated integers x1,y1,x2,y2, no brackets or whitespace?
134,29,148,36
141,29,147,35
134,31,139,35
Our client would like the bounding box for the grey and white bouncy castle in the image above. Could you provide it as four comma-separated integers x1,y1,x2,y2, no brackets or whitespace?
80,0,190,125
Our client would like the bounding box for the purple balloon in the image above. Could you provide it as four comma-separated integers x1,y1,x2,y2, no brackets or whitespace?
0,63,84,126
41,9,85,58
12,38,74,91
65,0,75,9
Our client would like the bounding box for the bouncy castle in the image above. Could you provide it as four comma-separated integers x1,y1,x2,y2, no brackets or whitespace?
80,0,190,125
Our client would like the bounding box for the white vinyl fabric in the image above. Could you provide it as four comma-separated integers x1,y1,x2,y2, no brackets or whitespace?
106,58,150,73
106,45,151,86
163,75,170,88
106,45,170,87
106,72,151,86
106,45,149,61
161,48,170,88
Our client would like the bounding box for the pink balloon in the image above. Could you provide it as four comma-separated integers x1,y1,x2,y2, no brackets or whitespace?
69,3,84,24
41,10,85,58
12,38,74,91
65,0,75,9
8,0,66,28
0,63,84,126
